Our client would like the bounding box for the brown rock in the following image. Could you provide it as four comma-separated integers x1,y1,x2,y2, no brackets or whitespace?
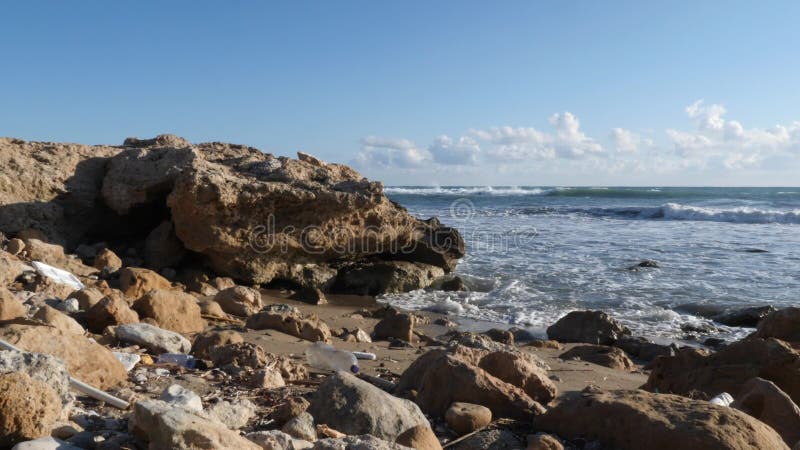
0,323,127,389
266,353,309,382
732,377,800,446
373,309,414,342
273,397,310,424
25,239,96,277
484,328,514,345
0,372,61,447
0,250,28,286
191,330,244,359
546,310,630,345
756,307,800,342
119,267,172,299
559,344,635,370
478,351,557,404
32,305,85,335
642,338,800,405
0,287,26,320
333,261,445,295
85,294,139,333
70,287,106,310
144,220,186,269
6,238,25,256
133,289,205,334
246,304,331,342
198,299,227,318
396,349,545,421
535,389,789,450
396,424,443,450
444,402,492,435
209,342,268,369
249,367,286,389
526,433,564,450
526,339,563,350
214,286,262,317
93,248,123,272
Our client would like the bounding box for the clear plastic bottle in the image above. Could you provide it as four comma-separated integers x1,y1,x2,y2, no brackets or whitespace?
305,342,360,374
709,392,733,407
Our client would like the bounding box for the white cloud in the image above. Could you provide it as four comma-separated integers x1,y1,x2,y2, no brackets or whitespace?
609,127,652,153
428,135,481,165
357,136,431,168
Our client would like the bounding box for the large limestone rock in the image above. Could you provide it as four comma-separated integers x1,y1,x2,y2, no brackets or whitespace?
546,310,631,345
0,138,121,247
732,377,800,446
535,389,789,450
396,349,545,421
133,289,205,334
308,371,432,442
115,322,192,354
0,323,127,389
642,338,800,405
332,261,445,295
129,399,262,450
756,307,800,342
214,286,262,317
0,287,26,320
0,372,62,448
0,350,72,407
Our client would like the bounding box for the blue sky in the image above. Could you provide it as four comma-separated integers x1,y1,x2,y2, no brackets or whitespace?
2,1,799,186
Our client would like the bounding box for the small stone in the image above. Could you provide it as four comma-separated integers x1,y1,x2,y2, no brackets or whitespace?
445,402,492,436
32,305,85,335
249,367,286,389
111,352,141,372
274,397,310,424
115,323,192,354
282,411,317,441
6,238,25,256
342,328,372,343
396,424,443,450
214,286,263,317
159,384,203,412
55,298,79,313
93,249,123,273
85,295,139,333
207,399,257,430
373,310,414,342
191,330,245,359
526,433,564,450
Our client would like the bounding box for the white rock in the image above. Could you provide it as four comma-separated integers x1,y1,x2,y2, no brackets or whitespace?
282,412,316,441
115,322,192,354
111,351,141,371
159,384,203,412
55,298,80,313
207,398,257,430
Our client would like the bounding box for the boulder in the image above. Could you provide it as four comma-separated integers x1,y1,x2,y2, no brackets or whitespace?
559,344,635,370
214,286,263,317
756,307,800,342
115,322,192,354
191,330,245,359
396,349,545,421
332,261,445,295
642,338,800,405
0,350,72,407
119,267,171,299
732,377,800,446
613,336,676,363
69,287,106,310
308,371,431,442
282,412,317,442
714,305,777,327
85,295,139,333
208,399,257,430
444,402,492,436
93,248,123,273
159,384,203,412
373,310,414,342
0,287,26,320
32,305,85,335
246,304,331,342
396,424,442,450
144,221,186,269
0,323,127,389
535,389,789,450
0,372,62,448
546,310,630,345
133,289,205,334
312,435,413,450
129,399,262,450
477,351,556,404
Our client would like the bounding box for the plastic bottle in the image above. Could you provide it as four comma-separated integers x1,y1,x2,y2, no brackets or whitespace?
305,342,360,374
709,392,733,407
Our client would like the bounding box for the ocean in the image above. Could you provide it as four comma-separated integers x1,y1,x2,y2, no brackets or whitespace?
382,186,800,343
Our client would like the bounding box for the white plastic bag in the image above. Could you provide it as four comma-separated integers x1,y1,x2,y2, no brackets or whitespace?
32,261,85,291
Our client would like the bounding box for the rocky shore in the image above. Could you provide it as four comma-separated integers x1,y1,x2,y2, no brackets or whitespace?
1,136,800,449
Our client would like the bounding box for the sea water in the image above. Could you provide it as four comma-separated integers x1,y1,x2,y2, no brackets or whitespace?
382,186,800,342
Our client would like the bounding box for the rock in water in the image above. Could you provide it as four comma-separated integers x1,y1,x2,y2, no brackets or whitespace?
535,389,789,450
129,399,262,450
0,372,62,448
0,323,127,390
308,371,432,442
115,322,192,354
546,310,631,345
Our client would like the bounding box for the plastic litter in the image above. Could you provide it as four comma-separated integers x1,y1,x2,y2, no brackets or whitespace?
157,353,196,369
352,351,377,360
306,342,359,373
31,261,85,291
709,392,734,407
